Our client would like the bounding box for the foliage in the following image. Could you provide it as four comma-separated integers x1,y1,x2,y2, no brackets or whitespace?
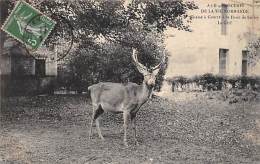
170,76,188,91
58,40,169,93
5,0,197,92
197,73,225,91
9,0,196,50
169,73,260,92
128,0,197,32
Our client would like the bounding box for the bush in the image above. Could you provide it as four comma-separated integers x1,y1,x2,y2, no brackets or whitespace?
171,76,188,91
199,74,228,91
57,43,168,93
169,74,260,92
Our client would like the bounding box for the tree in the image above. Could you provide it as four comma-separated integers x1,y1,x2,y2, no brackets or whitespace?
4,0,198,92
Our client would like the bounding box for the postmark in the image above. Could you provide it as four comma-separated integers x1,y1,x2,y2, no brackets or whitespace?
47,14,74,61
1,0,56,50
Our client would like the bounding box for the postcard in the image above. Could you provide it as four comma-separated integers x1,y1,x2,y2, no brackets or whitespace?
0,0,259,163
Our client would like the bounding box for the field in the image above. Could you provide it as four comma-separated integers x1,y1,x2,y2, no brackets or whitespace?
0,92,260,164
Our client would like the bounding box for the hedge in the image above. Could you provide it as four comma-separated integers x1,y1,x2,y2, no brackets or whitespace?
168,74,260,92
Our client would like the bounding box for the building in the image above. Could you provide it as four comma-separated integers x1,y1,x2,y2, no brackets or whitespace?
0,37,57,96
165,0,260,78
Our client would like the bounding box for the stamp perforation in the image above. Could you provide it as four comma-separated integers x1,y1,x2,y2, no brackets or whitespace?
1,0,56,51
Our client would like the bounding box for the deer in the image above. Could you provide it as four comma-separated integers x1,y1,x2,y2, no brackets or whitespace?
88,48,165,147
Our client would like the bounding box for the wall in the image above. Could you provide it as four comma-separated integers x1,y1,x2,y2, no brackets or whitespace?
165,0,260,78
0,39,57,96
45,55,57,76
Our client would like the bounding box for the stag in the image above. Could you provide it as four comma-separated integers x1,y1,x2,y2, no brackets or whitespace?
88,48,165,146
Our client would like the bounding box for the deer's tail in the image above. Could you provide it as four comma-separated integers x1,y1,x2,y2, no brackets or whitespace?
88,85,94,91
88,83,100,91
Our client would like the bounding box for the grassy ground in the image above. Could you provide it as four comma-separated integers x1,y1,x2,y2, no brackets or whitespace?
0,92,259,164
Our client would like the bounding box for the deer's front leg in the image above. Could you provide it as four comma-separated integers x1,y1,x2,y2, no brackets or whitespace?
131,113,139,145
123,111,130,147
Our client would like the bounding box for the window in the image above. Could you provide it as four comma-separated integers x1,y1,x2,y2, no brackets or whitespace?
242,50,248,76
219,49,229,75
221,4,228,35
35,59,45,77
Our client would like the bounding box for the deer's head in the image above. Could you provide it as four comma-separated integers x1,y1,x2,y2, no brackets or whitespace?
132,48,165,87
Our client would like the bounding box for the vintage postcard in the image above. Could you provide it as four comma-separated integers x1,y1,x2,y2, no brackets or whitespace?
0,0,259,163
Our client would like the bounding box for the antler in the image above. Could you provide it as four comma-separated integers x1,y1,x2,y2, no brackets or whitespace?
151,49,166,71
132,48,149,74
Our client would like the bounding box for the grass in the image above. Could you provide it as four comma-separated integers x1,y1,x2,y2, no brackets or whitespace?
0,92,259,163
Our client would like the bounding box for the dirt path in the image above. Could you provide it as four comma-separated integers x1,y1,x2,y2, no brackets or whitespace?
1,93,259,163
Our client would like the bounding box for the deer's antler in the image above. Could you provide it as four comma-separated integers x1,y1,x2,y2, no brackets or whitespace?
132,48,149,75
151,49,166,71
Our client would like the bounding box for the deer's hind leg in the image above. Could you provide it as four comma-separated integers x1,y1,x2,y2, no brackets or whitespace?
89,104,104,140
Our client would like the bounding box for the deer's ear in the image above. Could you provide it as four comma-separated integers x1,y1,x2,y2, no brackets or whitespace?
152,68,160,76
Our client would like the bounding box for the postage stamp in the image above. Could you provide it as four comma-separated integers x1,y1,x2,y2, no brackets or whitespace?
1,0,56,50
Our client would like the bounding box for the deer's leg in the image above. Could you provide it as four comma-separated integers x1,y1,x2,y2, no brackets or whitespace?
89,105,104,140
89,105,97,139
96,117,104,140
95,105,104,140
131,113,139,145
123,111,130,147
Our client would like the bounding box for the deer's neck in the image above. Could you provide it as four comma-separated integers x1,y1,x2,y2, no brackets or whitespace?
140,82,153,102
